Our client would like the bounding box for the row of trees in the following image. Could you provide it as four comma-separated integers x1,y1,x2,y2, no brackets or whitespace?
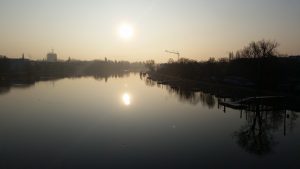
0,59,146,78
153,40,300,93
145,40,281,68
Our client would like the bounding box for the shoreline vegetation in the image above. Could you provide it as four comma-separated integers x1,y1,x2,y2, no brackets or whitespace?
145,40,300,98
0,58,146,78
144,72,300,112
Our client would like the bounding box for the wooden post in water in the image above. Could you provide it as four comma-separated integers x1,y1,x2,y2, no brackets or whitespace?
284,109,287,136
240,109,243,119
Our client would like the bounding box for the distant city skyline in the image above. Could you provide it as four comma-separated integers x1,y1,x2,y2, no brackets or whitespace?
0,0,300,62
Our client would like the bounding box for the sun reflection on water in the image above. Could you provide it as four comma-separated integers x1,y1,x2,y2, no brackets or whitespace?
122,93,131,106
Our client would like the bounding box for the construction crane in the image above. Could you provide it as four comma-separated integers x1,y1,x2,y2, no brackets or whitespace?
165,50,180,61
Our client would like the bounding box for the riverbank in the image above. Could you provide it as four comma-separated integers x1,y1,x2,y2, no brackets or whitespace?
146,72,297,98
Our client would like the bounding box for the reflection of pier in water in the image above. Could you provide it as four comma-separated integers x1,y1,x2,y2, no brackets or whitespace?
218,96,298,155
218,96,297,136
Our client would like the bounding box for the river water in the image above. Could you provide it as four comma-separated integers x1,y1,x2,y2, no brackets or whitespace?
0,73,299,169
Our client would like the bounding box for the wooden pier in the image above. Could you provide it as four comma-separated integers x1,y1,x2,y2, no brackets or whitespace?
219,96,285,110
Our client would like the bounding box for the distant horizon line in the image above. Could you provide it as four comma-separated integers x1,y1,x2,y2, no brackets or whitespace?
1,54,300,64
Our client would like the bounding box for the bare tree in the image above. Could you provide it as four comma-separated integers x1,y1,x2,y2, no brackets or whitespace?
236,40,279,59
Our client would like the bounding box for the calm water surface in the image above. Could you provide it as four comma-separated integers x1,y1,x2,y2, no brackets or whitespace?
0,74,299,169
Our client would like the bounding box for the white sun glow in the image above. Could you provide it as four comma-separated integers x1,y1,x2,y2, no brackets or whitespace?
122,93,131,106
119,23,134,40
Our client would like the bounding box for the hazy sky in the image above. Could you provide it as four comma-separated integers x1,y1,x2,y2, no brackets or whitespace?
0,0,299,62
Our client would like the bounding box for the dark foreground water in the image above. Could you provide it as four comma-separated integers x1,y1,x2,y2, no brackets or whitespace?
0,73,299,169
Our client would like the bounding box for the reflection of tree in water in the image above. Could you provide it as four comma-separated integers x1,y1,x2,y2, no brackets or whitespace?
166,87,201,105
198,92,216,108
93,72,130,82
0,78,36,95
145,78,156,87
234,106,298,155
165,86,216,108
287,111,298,131
171,89,216,108
235,110,274,155
0,72,131,95
143,76,216,107
0,86,10,95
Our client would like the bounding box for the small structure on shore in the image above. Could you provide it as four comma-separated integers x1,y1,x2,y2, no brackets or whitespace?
46,49,58,62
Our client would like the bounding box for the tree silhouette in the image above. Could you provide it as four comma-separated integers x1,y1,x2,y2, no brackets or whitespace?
145,60,155,72
235,40,279,59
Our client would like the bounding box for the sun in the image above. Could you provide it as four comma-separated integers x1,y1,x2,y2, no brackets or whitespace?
119,23,134,40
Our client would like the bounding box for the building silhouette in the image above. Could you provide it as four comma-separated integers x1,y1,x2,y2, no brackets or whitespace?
47,49,58,62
